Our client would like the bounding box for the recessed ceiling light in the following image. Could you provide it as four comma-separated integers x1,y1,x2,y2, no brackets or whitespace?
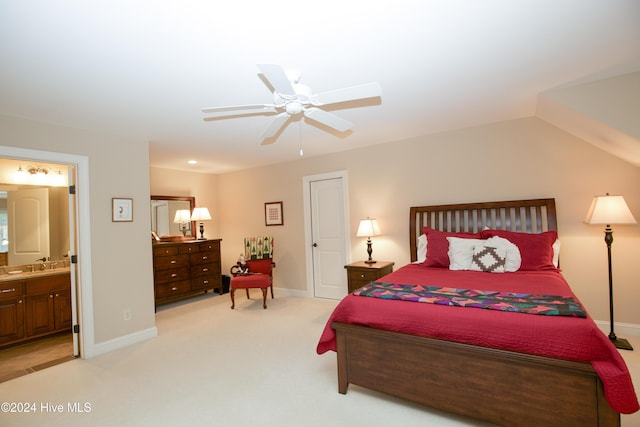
187,160,197,165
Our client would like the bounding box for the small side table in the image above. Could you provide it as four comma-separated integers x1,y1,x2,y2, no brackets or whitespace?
345,261,394,293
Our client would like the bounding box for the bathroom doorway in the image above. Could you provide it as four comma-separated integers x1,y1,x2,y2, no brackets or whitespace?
0,153,80,382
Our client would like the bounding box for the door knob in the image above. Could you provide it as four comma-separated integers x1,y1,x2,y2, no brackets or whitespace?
313,243,318,247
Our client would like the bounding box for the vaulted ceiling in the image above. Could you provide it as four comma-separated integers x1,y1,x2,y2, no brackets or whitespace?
1,1,639,173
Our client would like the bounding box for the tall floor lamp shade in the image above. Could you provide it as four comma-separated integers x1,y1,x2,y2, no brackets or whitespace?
585,194,637,350
356,218,381,264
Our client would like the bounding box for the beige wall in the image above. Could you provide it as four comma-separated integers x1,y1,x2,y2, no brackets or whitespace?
3,110,638,359
1,114,156,354
211,117,640,325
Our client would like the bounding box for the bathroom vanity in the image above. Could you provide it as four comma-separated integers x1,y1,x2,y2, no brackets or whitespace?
0,268,72,347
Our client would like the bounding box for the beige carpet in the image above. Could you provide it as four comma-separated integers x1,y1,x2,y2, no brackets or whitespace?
0,292,638,427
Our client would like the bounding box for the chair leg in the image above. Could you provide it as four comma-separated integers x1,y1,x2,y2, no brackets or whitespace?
245,289,250,299
270,284,274,299
230,288,235,309
261,288,267,309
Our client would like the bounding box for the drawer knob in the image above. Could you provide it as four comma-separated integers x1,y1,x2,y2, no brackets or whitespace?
171,273,177,278
202,256,208,260
1,288,16,293
170,260,177,264
360,274,365,278
171,287,178,291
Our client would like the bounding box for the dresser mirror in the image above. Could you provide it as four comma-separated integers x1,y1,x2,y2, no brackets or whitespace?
150,195,196,237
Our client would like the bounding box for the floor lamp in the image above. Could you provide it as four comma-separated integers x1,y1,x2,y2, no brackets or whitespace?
585,193,637,350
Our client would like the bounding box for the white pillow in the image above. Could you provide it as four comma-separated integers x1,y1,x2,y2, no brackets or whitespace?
447,237,485,270
470,243,507,273
552,239,561,268
416,233,427,263
484,236,521,272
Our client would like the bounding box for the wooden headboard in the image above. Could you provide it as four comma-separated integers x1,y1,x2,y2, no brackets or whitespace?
409,198,557,262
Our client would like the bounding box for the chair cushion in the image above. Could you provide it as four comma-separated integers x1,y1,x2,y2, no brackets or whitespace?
246,259,273,275
231,273,271,289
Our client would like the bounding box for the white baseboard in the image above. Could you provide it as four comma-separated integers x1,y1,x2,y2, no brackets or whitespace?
272,287,309,298
593,320,640,338
83,326,158,359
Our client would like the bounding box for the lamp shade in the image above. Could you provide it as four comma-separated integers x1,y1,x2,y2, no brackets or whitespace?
173,209,191,223
356,218,381,238
584,195,637,225
190,207,211,221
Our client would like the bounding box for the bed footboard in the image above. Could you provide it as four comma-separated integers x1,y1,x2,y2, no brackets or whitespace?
333,322,619,427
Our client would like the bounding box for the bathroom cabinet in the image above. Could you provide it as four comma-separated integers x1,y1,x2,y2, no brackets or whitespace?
0,271,71,347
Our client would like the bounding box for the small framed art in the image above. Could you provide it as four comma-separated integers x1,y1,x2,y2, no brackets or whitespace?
265,201,283,226
112,198,133,222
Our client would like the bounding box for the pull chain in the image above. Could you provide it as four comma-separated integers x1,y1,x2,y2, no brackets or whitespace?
299,120,304,157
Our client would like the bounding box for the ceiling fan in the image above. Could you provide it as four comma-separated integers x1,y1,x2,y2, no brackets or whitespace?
202,64,382,143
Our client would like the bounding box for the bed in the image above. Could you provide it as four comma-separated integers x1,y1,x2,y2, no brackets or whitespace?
317,198,638,427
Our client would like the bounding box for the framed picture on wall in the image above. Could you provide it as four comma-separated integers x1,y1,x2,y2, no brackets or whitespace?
112,198,133,222
265,201,283,226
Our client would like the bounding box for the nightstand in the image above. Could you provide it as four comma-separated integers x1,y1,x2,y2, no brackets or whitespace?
345,261,395,293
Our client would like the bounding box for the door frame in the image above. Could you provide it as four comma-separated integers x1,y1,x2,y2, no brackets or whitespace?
0,145,93,358
302,170,350,298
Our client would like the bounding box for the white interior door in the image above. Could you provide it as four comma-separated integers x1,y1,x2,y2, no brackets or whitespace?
7,187,50,265
309,176,348,299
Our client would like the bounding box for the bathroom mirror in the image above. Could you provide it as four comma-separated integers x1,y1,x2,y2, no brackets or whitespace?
150,195,196,237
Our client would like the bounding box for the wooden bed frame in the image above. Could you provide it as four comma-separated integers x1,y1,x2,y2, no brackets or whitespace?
332,198,620,427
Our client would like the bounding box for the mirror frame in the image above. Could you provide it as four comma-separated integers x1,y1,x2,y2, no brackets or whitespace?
150,195,196,237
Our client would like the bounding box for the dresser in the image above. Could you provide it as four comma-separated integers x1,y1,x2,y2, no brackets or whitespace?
152,239,222,307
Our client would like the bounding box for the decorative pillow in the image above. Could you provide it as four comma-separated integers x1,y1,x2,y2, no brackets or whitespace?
422,227,481,268
480,229,558,271
552,239,561,268
446,237,486,270
470,245,507,273
416,234,427,263
484,236,521,272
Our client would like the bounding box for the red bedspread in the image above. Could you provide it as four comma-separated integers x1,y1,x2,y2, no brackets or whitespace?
317,263,639,414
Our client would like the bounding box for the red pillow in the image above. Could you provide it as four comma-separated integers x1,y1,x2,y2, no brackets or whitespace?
480,229,558,271
422,227,481,268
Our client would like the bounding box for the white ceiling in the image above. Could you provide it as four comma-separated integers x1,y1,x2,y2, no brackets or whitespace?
1,1,639,174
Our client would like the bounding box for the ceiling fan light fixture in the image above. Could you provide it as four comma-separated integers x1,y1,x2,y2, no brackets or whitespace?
286,102,304,115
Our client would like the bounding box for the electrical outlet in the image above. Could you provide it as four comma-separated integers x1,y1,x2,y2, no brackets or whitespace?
123,308,131,321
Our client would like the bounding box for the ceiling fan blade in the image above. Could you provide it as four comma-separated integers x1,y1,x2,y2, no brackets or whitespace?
261,112,290,140
312,82,382,106
257,64,295,96
304,108,352,132
202,104,277,116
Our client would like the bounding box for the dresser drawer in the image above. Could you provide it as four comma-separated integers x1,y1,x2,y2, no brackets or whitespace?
348,269,380,283
154,254,189,270
190,252,216,265
191,275,220,291
153,267,190,284
198,241,219,252
155,280,191,299
153,245,179,256
191,263,219,278
178,244,200,255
